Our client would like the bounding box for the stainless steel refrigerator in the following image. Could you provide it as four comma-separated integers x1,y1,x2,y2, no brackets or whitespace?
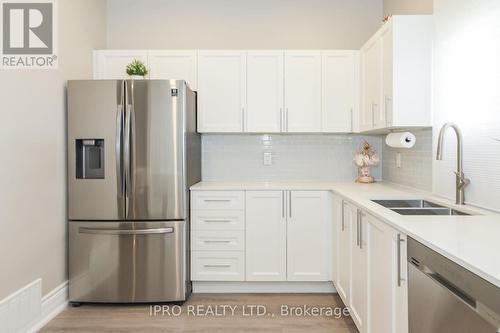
67,80,200,304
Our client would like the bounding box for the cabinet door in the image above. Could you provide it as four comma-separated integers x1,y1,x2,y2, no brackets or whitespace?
381,25,393,127
368,214,393,333
246,191,286,281
246,51,284,133
338,201,354,304
322,51,358,133
368,215,408,333
197,51,246,132
284,51,322,133
394,232,408,333
148,50,197,90
287,191,330,281
93,50,149,79
331,194,343,285
360,39,382,131
350,209,368,333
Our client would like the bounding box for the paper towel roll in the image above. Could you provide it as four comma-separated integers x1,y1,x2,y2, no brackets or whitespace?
385,132,416,148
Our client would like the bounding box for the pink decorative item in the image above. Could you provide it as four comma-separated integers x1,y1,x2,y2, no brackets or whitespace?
354,141,379,183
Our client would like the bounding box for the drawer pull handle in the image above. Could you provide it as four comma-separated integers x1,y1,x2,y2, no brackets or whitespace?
203,219,232,223
203,199,231,202
204,264,231,268
203,240,232,243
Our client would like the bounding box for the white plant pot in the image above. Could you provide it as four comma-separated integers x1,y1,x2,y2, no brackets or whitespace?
129,75,144,80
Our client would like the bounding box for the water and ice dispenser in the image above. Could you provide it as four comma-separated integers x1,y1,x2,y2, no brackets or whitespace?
76,139,104,179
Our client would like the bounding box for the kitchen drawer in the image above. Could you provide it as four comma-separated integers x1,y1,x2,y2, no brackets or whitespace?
191,251,244,281
191,210,245,230
192,230,244,251
191,191,245,210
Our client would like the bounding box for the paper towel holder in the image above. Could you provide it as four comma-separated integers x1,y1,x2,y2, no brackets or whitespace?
385,131,416,148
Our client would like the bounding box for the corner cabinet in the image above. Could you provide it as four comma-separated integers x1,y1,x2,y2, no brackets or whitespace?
360,15,432,132
197,51,247,133
333,196,409,333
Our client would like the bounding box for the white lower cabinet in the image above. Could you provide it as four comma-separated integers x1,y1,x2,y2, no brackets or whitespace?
287,191,330,281
350,209,368,333
334,199,409,333
191,191,245,282
191,251,245,281
337,200,354,305
192,190,330,283
245,191,287,281
368,215,408,333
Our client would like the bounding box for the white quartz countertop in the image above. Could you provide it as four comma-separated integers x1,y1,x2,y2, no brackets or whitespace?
191,181,500,288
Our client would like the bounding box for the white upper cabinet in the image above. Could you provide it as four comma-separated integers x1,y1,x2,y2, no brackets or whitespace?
245,191,286,281
287,191,330,281
360,15,432,132
197,51,247,133
93,50,149,79
148,50,197,90
284,51,322,133
246,51,284,133
322,51,359,133
360,38,382,132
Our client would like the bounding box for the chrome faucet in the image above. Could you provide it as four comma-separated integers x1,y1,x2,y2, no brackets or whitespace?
436,122,470,205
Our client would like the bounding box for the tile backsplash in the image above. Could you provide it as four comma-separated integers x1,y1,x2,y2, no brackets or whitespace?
382,129,433,191
202,134,383,181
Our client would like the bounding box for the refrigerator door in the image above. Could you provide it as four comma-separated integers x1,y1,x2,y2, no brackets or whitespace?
68,80,125,220
125,80,186,220
69,220,186,302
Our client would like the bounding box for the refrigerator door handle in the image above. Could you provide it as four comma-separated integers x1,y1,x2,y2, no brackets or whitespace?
116,94,124,198
124,83,134,219
124,103,133,218
78,227,174,235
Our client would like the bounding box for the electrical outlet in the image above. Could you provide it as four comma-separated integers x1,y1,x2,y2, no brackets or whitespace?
396,152,402,168
263,152,273,166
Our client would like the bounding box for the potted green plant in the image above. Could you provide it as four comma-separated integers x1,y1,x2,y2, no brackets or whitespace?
126,59,148,79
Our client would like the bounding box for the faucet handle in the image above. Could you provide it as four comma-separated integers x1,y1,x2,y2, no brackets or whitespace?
454,171,471,189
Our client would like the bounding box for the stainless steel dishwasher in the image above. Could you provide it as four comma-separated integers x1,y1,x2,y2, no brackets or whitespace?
407,237,500,333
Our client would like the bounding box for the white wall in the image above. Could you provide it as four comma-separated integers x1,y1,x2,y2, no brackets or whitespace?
107,0,383,49
383,0,433,16
0,0,107,299
202,135,383,181
433,0,500,210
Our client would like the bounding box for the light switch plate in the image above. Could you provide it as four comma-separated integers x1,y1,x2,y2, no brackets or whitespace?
263,152,273,166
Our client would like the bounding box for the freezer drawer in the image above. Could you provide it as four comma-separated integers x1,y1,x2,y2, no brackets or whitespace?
69,221,186,303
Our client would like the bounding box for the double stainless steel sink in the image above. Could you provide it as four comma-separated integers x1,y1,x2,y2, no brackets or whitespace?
372,199,473,216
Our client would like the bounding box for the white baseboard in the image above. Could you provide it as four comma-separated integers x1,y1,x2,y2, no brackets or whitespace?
0,280,69,333
193,281,337,294
25,281,68,333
